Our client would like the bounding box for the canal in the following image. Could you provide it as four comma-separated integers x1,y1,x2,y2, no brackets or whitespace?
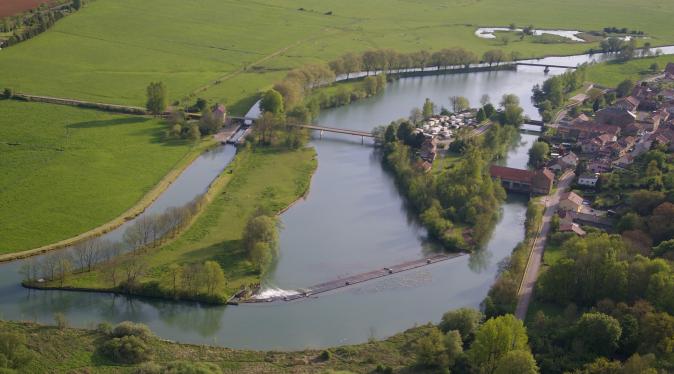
1,49,671,350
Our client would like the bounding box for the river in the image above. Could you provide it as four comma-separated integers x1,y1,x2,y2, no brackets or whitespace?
1,49,672,350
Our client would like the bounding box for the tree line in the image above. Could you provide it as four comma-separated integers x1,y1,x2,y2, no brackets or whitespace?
21,194,206,291
0,0,82,48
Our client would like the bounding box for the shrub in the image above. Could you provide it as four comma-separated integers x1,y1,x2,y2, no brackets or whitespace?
319,350,332,361
134,361,161,374
97,322,113,335
0,332,34,370
101,335,152,364
111,321,153,340
2,88,12,99
54,313,68,330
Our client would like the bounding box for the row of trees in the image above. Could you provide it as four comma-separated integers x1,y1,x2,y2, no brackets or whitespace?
0,0,82,48
269,46,512,125
21,195,205,288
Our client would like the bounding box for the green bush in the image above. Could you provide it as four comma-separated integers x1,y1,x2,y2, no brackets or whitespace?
0,333,34,371
111,321,153,340
319,350,332,361
101,335,152,364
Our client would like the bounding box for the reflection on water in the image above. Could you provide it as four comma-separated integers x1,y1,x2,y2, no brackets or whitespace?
4,50,671,349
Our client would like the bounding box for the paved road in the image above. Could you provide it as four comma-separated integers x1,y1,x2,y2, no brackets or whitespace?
514,170,575,320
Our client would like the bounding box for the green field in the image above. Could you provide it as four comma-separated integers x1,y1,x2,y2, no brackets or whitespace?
0,100,195,254
585,54,674,87
3,0,674,253
2,0,674,112
45,146,317,300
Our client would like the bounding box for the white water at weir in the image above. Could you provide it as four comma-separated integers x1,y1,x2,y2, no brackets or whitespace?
253,287,300,300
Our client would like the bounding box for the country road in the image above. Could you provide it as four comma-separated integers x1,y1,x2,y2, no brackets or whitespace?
515,170,575,320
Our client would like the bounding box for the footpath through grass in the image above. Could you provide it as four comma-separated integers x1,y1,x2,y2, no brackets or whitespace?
0,100,196,254
46,146,317,300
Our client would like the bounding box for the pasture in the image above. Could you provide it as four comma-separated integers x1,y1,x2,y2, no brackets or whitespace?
54,146,317,298
1,0,674,112
585,54,674,87
0,100,194,253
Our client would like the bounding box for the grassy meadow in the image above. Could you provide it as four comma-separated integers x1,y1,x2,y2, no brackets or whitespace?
585,54,674,87
3,0,674,252
1,0,674,112
46,146,317,299
0,100,195,254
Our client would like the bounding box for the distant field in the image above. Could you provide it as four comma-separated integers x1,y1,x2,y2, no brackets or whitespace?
0,0,53,17
0,100,194,253
1,0,674,112
585,55,674,87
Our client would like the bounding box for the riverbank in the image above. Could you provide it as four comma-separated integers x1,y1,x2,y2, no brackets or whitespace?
27,145,318,304
0,319,426,373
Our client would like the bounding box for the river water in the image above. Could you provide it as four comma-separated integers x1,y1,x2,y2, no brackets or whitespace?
2,49,672,350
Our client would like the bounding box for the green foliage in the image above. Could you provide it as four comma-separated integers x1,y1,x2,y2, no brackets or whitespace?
2,88,12,99
414,327,449,368
0,333,34,371
494,350,539,374
422,98,435,118
243,213,279,273
468,315,530,374
575,312,623,357
146,82,168,115
616,79,634,97
111,321,154,340
260,89,284,115
528,141,550,168
101,335,152,364
439,308,483,342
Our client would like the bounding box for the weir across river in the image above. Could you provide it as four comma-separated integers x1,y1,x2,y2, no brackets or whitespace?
236,252,466,304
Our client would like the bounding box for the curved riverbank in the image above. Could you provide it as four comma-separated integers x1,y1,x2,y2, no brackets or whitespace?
25,145,319,305
0,137,219,263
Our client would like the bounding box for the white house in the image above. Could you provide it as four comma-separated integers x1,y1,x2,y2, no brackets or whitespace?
578,173,599,187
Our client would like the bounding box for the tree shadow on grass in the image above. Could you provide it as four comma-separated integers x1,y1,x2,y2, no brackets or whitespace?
67,117,147,129
68,117,190,148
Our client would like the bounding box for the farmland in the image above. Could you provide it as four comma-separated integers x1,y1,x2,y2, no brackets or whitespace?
0,0,54,18
0,100,195,254
40,146,317,301
3,0,674,252
2,0,674,112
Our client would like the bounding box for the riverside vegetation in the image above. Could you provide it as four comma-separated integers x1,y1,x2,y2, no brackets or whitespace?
26,120,317,304
375,95,524,251
0,309,544,374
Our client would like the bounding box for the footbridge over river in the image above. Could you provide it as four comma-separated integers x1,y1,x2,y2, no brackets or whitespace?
233,252,465,304
230,116,374,142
